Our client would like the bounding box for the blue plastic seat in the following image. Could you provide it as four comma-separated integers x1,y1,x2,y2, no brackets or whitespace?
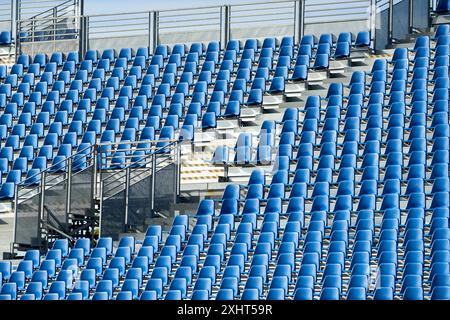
436,0,450,13
91,292,108,300
120,279,138,299
403,287,424,300
347,287,367,300
431,286,450,300
313,54,329,70
294,288,313,300
140,290,157,300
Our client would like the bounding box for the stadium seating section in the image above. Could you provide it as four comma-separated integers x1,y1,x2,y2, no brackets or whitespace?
0,20,448,300
0,30,372,199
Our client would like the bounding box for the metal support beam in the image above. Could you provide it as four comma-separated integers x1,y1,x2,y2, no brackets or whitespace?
16,0,21,21
431,0,436,12
428,0,434,27
225,6,231,48
53,7,57,52
84,16,89,54
220,5,231,50
15,0,20,56
10,0,14,37
98,179,104,235
220,6,224,50
175,143,181,199
124,167,130,230
370,0,377,53
66,157,72,219
224,165,229,182
78,16,88,57
294,0,305,45
148,11,159,55
408,0,414,32
12,184,18,257
150,153,156,214
388,0,396,45
92,144,98,200
39,171,46,250
79,0,85,16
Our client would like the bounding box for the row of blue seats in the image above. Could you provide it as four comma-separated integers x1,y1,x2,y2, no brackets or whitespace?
0,12,448,301
214,30,449,163
1,134,448,298
1,207,446,300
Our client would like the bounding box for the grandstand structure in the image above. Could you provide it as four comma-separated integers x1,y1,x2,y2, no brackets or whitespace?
0,0,448,301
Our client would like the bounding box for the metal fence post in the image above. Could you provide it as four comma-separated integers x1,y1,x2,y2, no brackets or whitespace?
98,179,104,235
15,21,20,57
220,5,230,50
66,157,72,220
79,16,88,57
79,0,85,16
14,0,20,57
78,16,82,57
31,18,35,43
220,6,224,50
408,0,414,33
224,164,229,182
150,152,156,214
12,184,18,249
9,0,14,41
84,16,89,54
39,171,46,248
53,7,57,52
388,0,395,45
176,142,181,199
16,0,20,22
294,0,305,45
428,0,433,28
370,0,377,53
124,166,130,229
92,144,98,199
149,11,159,55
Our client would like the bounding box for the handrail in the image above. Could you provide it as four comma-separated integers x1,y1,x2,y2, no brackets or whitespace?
17,138,181,190
98,138,178,148
85,0,298,18
18,15,80,24
23,0,77,21
17,142,93,189
99,140,180,207
100,140,179,173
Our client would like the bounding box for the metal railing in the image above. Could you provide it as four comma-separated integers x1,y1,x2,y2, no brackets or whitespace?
98,139,182,239
305,0,372,23
99,138,181,198
85,5,223,53
13,143,96,250
12,138,184,251
29,0,78,21
18,0,79,35
17,0,79,20
15,0,80,56
15,0,432,56
0,0,13,38
8,0,440,59
373,0,429,50
17,15,79,41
